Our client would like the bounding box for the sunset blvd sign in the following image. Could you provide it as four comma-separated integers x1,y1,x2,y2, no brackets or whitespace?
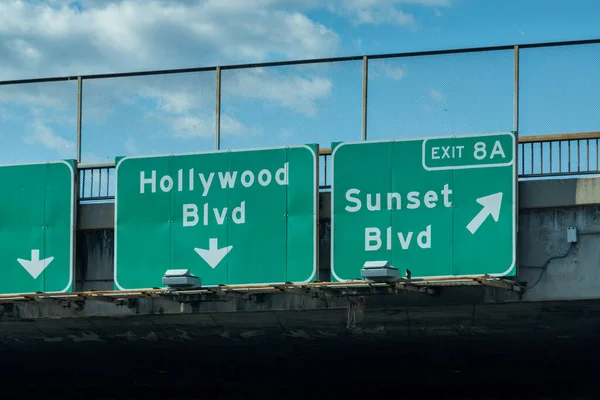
330,132,516,281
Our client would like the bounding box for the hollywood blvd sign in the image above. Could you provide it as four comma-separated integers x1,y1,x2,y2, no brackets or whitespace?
114,145,318,290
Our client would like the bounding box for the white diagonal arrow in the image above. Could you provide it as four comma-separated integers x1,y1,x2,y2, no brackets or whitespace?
17,249,54,279
194,238,232,269
466,192,503,234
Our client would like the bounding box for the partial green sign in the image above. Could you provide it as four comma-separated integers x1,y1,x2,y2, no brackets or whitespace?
0,161,75,295
331,132,516,281
114,145,318,290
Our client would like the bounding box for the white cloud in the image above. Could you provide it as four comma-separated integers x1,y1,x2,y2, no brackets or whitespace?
124,136,139,154
132,67,333,120
369,61,406,80
0,0,453,81
0,0,339,80
171,115,214,139
170,113,255,140
359,7,416,26
327,0,451,27
224,68,333,117
22,118,106,161
429,88,445,102
0,81,77,112
24,120,74,158
279,128,295,139
221,114,254,137
135,83,213,115
4,38,42,63
336,0,450,7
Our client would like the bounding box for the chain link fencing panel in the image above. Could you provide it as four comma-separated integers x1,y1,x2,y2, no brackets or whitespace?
220,60,363,151
366,50,514,141
81,70,217,163
0,79,78,164
519,43,600,177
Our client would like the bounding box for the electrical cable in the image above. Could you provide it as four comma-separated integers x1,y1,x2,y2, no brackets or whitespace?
524,242,576,290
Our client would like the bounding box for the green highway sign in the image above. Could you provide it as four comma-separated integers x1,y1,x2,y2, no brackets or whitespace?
331,131,516,281
0,161,75,295
114,145,318,290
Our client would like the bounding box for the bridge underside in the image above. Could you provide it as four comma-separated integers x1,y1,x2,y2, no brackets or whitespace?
2,294,600,398
8,334,599,399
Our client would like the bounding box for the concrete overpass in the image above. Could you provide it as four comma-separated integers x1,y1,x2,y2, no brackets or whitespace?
2,166,600,397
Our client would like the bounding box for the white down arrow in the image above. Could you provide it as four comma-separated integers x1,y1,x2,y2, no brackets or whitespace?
17,249,54,279
194,238,232,269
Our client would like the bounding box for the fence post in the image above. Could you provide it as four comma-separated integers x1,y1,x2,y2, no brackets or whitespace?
76,75,83,162
215,66,222,150
362,55,368,141
513,45,520,245
514,46,519,140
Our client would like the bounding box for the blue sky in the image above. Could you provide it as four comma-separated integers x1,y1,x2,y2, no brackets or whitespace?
0,0,599,186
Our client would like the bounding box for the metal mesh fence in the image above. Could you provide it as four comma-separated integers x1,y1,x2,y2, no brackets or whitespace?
366,49,514,141
80,70,217,162
220,60,363,150
2,40,600,198
519,43,600,176
0,79,78,164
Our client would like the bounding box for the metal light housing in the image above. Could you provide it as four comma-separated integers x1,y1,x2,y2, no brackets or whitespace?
360,261,401,282
162,269,202,289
